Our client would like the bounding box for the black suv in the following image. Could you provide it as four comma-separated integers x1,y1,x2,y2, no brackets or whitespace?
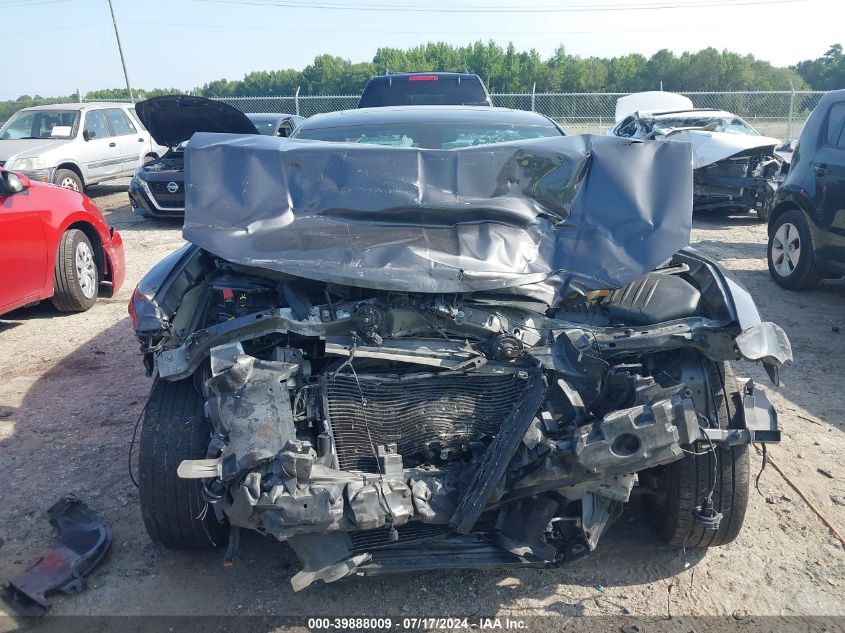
767,89,845,289
358,72,492,108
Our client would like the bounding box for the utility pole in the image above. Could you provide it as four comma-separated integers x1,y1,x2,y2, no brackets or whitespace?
107,0,134,102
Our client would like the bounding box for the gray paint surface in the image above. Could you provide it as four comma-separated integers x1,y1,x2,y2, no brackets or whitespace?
183,133,693,300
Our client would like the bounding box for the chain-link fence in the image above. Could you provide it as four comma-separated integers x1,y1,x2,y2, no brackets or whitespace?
214,90,826,139
0,91,828,139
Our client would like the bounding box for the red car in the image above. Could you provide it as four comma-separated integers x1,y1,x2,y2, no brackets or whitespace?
0,169,124,316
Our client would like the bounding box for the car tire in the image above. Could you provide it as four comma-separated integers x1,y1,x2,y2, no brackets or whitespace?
755,205,768,223
53,168,83,192
767,209,824,289
647,360,750,548
51,229,99,312
139,377,228,550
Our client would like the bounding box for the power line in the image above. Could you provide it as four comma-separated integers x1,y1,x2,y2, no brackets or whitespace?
5,21,111,35
190,0,808,13
0,0,71,6
122,18,730,36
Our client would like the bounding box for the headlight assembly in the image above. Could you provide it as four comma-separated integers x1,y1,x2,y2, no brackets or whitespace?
11,156,46,170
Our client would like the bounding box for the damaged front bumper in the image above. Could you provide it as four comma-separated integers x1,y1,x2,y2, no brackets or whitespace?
148,249,790,591
177,339,781,591
693,153,782,214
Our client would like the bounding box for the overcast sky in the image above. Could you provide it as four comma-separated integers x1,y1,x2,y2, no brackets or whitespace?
2,0,839,98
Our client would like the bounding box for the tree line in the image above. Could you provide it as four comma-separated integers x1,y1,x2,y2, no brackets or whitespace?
3,41,843,123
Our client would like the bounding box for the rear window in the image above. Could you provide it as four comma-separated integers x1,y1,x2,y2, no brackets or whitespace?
359,75,489,108
295,122,561,149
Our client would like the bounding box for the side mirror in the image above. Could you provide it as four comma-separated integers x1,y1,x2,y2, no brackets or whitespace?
83,129,93,141
1,171,30,194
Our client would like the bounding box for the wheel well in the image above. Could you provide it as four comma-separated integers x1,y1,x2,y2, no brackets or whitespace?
65,222,107,281
767,201,802,235
56,162,84,187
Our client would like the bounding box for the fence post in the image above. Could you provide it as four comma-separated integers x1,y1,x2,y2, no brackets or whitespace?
787,82,795,140
295,86,300,116
531,83,536,111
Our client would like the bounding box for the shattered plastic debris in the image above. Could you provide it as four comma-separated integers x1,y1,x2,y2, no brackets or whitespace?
0,495,112,616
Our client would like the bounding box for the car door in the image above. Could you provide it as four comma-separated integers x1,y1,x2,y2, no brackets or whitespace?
812,101,845,264
0,178,49,313
79,109,122,182
104,107,146,174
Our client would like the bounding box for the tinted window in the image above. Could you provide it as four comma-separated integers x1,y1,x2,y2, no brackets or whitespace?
105,108,136,135
825,102,845,146
84,110,112,139
359,76,489,108
278,121,293,137
295,122,561,149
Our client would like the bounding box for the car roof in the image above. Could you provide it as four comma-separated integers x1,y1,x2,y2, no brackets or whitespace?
18,102,133,113
297,105,560,130
638,108,737,119
246,112,303,122
367,72,483,80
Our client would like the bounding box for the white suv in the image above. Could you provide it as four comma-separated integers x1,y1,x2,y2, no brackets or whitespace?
0,102,165,192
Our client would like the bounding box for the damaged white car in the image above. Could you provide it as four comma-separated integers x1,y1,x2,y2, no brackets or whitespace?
129,110,790,591
610,91,785,220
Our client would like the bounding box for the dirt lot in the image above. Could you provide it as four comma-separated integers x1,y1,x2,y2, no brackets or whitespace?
1,179,844,626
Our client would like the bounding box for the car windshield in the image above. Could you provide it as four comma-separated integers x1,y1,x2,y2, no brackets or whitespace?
294,122,561,148
645,114,758,136
0,109,79,140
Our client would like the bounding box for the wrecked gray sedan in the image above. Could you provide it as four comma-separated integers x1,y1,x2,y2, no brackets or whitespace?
129,125,790,591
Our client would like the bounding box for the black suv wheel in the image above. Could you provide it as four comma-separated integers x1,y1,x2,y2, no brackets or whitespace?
768,209,824,289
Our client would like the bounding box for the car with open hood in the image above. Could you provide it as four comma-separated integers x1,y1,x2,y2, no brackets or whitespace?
128,95,259,218
128,106,790,592
610,91,785,220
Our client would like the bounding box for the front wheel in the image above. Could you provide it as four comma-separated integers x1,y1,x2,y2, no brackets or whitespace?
53,168,83,192
139,377,228,550
647,360,750,548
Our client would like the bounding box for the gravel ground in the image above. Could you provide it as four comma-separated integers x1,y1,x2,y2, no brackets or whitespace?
1,179,844,626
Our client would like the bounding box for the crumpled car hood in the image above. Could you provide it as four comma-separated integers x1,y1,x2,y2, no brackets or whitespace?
182,133,693,302
662,129,781,169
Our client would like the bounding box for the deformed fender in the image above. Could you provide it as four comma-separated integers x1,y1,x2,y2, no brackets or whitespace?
674,248,792,384
0,496,112,616
735,322,793,385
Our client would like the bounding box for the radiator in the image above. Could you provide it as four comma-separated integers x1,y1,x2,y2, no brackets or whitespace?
324,371,531,472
